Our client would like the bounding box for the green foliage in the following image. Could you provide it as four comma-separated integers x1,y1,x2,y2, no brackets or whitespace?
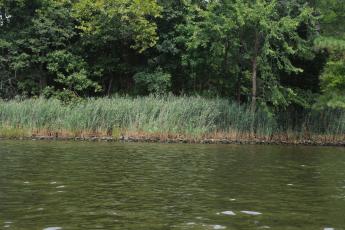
0,0,78,97
314,57,345,109
0,0,344,121
42,87,81,104
46,50,101,95
0,126,30,138
0,96,276,136
311,0,345,37
72,0,162,52
321,59,345,93
315,37,345,51
182,0,317,107
134,68,171,95
0,97,343,138
311,0,345,109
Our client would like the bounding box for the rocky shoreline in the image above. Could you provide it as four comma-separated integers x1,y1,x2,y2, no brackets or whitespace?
1,135,344,147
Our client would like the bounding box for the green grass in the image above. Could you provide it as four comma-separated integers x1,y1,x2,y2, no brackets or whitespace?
0,127,30,139
0,96,344,141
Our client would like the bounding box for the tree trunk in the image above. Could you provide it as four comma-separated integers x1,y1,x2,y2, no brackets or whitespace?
237,40,244,104
250,31,260,137
107,77,113,96
251,56,257,111
236,74,242,103
251,31,259,112
38,58,46,92
1,8,7,26
222,40,230,76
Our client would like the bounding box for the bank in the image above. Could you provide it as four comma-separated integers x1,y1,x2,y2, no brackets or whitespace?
0,131,344,147
0,96,344,146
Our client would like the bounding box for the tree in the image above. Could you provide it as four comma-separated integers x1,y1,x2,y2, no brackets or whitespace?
312,0,345,109
0,0,79,97
142,0,191,94
183,0,317,110
72,0,162,95
0,0,41,97
0,0,339,112
46,50,101,98
134,67,171,95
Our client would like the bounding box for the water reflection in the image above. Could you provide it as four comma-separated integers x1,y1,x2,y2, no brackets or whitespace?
218,211,236,216
240,211,262,216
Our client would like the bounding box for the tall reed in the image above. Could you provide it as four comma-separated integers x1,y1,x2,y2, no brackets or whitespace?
0,96,344,140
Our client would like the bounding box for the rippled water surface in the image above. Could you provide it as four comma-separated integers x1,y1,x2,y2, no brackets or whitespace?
1,141,345,230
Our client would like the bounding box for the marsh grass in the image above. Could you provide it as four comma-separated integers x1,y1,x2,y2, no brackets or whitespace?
0,96,344,142
0,127,30,139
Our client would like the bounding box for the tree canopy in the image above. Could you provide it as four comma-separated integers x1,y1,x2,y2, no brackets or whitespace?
0,0,344,111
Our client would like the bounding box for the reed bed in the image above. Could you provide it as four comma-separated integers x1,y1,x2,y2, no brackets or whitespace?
0,96,344,142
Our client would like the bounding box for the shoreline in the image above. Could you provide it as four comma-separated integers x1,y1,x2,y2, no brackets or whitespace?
1,135,344,147
1,97,344,148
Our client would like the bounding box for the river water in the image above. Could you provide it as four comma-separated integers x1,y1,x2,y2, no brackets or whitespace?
0,141,345,230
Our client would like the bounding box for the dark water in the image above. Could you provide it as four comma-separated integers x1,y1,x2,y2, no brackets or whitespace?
1,141,345,230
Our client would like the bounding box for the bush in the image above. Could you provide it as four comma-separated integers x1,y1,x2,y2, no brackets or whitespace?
134,68,171,95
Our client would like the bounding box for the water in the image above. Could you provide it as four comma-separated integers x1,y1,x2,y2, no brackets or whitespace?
0,141,345,230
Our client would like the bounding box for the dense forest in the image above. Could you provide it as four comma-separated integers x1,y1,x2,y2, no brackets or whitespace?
0,0,344,110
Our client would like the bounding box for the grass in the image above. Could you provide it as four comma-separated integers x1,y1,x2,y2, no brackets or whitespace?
0,96,344,143
0,127,30,139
